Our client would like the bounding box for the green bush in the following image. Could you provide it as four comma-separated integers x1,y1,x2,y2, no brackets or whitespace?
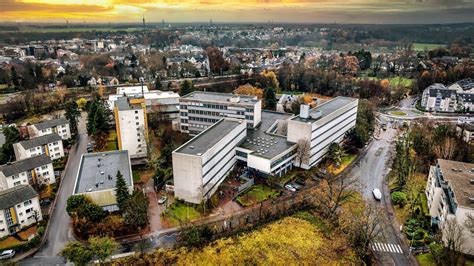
391,191,408,207
37,226,45,236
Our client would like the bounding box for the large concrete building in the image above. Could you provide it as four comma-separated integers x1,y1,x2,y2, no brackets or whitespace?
173,119,247,204
179,91,262,135
0,155,55,191
0,185,42,237
426,159,474,255
114,97,148,159
27,117,71,140
287,97,359,169
13,133,64,161
173,95,359,204
73,150,133,211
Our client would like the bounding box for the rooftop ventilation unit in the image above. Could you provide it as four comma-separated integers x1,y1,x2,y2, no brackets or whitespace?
300,104,310,119
310,110,323,120
230,96,240,103
189,146,194,149
470,179,474,184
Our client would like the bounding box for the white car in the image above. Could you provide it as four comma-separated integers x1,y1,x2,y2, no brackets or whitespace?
158,196,168,204
285,184,296,192
372,188,382,201
0,250,15,260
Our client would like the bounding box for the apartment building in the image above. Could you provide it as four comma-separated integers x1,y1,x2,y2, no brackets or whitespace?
73,150,133,211
173,119,247,204
421,79,474,112
173,95,359,204
108,86,180,120
456,122,474,144
0,185,42,237
13,133,64,161
0,155,54,191
287,97,359,169
426,159,474,255
27,117,71,140
179,91,261,135
114,97,148,159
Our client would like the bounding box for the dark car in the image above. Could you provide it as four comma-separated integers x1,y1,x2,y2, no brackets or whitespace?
295,178,306,186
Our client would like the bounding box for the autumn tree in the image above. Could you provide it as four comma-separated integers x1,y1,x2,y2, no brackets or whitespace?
0,125,20,164
60,242,93,266
260,70,280,93
89,236,119,263
295,139,310,167
179,80,195,96
433,137,457,160
123,190,149,229
234,83,263,99
394,133,416,188
328,142,345,167
443,218,466,265
276,120,288,135
206,46,229,75
264,87,277,110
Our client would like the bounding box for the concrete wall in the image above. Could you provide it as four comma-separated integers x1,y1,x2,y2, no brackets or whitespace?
117,107,147,159
247,154,271,174
172,153,203,204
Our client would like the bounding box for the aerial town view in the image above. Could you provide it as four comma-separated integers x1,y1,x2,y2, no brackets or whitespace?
0,1,473,265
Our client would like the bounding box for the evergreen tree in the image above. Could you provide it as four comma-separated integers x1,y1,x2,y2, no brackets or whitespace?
10,67,19,88
65,100,80,135
115,171,130,212
264,87,277,110
123,190,149,228
0,126,20,164
179,80,194,96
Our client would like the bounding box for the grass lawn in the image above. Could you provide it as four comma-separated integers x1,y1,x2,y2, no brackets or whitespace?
0,84,9,90
165,201,201,226
416,253,436,266
0,236,24,249
390,111,407,116
357,77,414,88
327,153,357,175
413,43,447,51
236,184,282,207
100,130,118,151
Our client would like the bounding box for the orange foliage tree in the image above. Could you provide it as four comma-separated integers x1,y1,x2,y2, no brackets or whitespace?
234,84,264,99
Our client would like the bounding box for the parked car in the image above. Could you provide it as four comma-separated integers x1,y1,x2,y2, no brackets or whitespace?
40,199,51,206
158,196,168,204
295,178,306,186
372,188,382,201
86,143,93,153
290,182,301,190
0,250,15,260
285,184,296,192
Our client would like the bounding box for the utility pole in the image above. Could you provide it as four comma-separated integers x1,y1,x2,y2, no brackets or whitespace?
142,15,146,30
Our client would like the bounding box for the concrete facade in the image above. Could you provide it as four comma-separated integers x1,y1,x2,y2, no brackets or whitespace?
0,155,55,191
28,117,71,140
13,133,64,161
173,119,247,204
179,91,261,135
114,97,148,159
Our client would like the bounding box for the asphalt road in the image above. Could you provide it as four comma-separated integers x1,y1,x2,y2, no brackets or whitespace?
22,113,90,265
349,118,414,266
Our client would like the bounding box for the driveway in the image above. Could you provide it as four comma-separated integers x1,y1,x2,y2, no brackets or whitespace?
22,113,90,265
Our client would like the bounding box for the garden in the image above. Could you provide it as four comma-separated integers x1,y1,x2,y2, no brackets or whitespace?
162,200,202,226
236,184,282,207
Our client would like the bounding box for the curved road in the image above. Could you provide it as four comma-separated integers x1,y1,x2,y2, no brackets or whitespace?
22,113,90,265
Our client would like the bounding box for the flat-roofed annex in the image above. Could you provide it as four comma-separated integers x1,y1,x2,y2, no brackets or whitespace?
181,91,258,106
174,119,245,156
291,96,357,123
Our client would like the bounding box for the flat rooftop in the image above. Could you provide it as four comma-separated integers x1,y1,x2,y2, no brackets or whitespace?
175,119,244,156
181,91,259,105
437,159,474,208
291,96,357,123
74,150,132,194
239,111,295,159
115,97,143,111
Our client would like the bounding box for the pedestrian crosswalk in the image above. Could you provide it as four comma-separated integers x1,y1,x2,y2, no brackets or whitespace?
371,242,404,253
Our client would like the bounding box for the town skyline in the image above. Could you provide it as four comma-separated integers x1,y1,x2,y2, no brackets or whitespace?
1,0,474,24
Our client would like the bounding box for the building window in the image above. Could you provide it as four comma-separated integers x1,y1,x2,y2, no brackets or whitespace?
136,122,139,125
135,110,139,114
24,200,32,206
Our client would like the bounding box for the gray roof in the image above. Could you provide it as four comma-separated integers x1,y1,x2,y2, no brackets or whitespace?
0,155,51,177
0,185,38,209
181,91,258,106
291,96,357,123
33,117,68,131
74,150,133,194
18,133,62,150
115,97,143,111
175,119,244,156
239,111,296,159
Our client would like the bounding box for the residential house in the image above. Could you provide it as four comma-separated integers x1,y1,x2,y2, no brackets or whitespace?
13,133,64,161
0,155,55,191
27,117,71,140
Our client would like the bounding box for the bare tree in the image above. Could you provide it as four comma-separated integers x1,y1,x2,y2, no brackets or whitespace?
276,120,288,135
295,139,310,167
433,137,457,160
443,218,466,265
465,213,474,235
342,202,385,261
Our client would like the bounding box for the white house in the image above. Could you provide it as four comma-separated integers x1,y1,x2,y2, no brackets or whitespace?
13,133,64,161
0,185,42,237
426,159,474,255
28,117,71,140
0,155,55,191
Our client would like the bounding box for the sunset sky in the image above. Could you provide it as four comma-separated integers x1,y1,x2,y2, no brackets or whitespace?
1,0,473,24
